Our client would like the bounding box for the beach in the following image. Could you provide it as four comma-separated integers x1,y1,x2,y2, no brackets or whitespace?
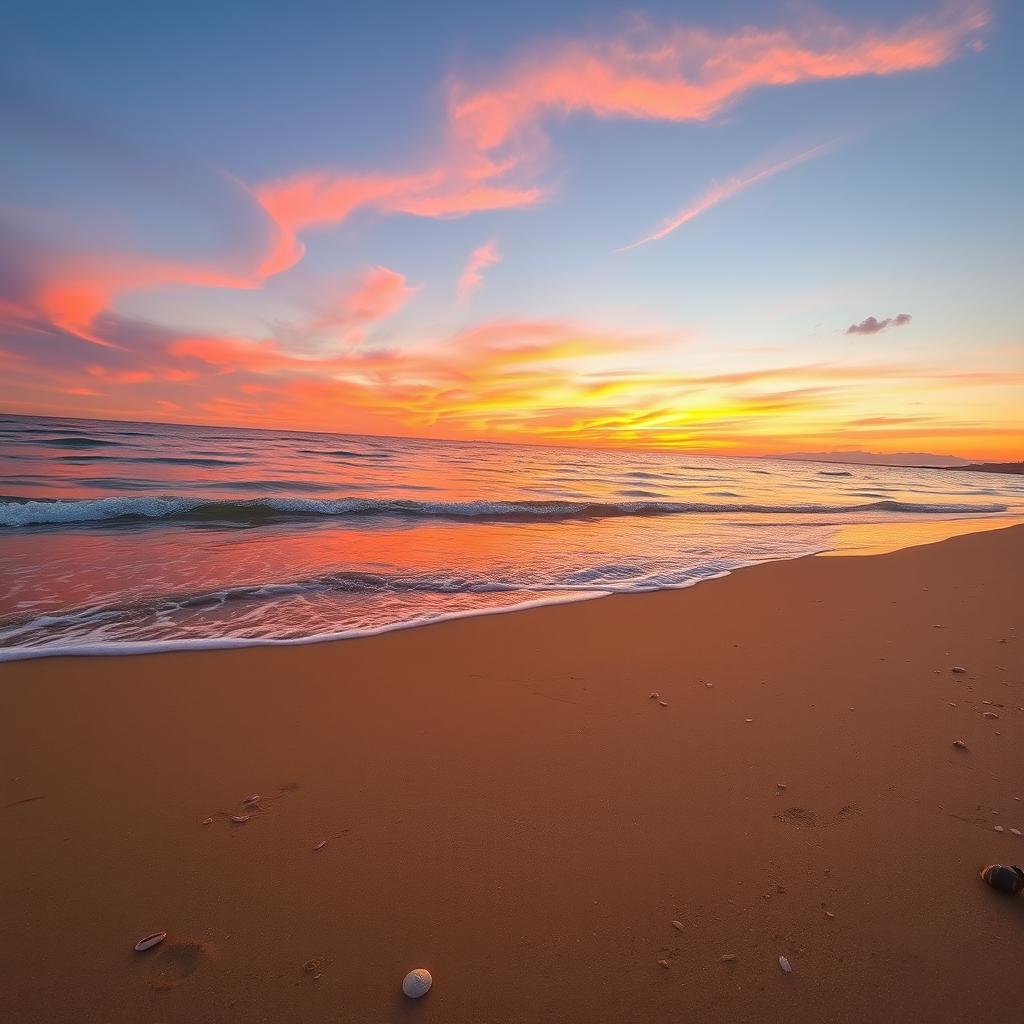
2,524,1022,1023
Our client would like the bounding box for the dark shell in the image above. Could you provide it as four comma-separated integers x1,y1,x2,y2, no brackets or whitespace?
981,864,1024,894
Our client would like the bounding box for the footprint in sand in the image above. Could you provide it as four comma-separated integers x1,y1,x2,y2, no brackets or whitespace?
147,940,213,992
776,805,859,828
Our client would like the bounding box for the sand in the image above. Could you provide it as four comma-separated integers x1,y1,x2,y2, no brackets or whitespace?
2,525,1022,1024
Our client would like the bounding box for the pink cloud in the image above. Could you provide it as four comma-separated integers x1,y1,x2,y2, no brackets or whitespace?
620,141,840,249
450,2,990,151
457,240,501,301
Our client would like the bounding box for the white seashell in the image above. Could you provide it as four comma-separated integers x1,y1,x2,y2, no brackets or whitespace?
230,814,250,824
402,968,433,998
134,931,167,952
313,840,327,851
779,955,793,974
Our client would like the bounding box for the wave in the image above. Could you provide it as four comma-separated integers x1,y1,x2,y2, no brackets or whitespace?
0,494,1010,528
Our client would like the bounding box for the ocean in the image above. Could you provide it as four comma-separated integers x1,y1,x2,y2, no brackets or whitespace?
2,413,1020,660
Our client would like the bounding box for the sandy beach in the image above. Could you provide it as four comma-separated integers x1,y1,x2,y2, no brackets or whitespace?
2,524,1022,1024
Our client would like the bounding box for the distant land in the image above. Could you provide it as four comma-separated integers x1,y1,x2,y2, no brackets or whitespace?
775,452,1024,474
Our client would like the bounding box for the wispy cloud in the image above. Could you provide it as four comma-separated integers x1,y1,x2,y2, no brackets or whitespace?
457,240,501,301
619,141,840,250
845,313,913,335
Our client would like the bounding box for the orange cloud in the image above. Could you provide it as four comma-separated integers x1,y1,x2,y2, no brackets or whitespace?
450,2,990,151
621,141,839,249
457,240,501,301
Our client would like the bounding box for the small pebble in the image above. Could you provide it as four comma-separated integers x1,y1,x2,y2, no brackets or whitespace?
952,666,967,674
201,817,214,825
657,959,669,968
649,693,660,700
659,701,669,708
984,712,999,719
947,702,957,708
778,955,793,974
243,794,261,805
744,718,753,723
402,969,433,999
671,920,684,932
825,911,835,920
720,954,737,963
230,814,250,824
1010,829,1022,837
994,825,1005,833
705,682,713,688
134,932,167,952
953,740,968,749
776,783,787,790
313,840,327,852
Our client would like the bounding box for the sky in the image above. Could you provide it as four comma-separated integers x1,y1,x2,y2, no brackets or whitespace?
1,0,1021,458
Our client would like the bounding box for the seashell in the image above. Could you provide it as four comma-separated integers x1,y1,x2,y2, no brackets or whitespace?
671,920,684,931
402,968,433,998
705,682,713,688
981,864,1024,894
953,740,967,749
778,955,793,974
658,701,669,707
242,794,261,805
134,931,167,952
720,954,737,963
984,712,999,719
744,718,753,723
230,814,250,824
200,817,214,825
776,783,787,790
1010,829,1022,837
994,825,1005,833
951,666,967,674
825,911,835,920
312,840,327,852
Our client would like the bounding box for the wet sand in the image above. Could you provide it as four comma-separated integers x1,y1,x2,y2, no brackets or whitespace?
2,525,1022,1023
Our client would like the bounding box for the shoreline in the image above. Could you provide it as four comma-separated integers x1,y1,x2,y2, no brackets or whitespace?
3,525,1023,1023
3,513,1021,664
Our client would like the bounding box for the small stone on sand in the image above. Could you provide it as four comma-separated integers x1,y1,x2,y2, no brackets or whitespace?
402,968,433,998
659,701,669,707
649,693,659,700
1010,829,1022,837
313,840,327,851
744,718,753,723
952,666,967,674
779,955,793,974
953,740,968,749
825,911,835,920
671,920,684,932
984,712,1000,719
720,954,737,963
230,814,250,824
200,817,214,825
994,825,1005,833
657,958,670,968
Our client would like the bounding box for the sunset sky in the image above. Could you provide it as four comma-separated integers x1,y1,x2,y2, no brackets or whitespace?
1,0,1021,457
